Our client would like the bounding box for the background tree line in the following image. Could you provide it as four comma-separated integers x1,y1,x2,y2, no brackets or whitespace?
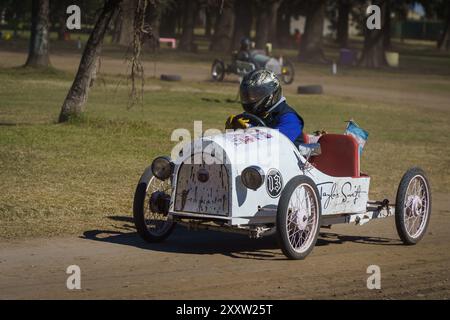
2,0,450,59
0,0,449,121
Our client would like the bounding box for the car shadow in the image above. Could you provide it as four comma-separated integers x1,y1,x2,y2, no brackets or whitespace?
318,232,402,246
81,215,401,261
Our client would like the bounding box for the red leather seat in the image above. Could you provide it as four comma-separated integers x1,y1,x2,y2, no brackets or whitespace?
302,132,309,144
310,134,360,177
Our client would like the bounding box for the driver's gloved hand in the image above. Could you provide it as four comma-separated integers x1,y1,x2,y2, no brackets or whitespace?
235,118,250,129
225,115,236,130
225,115,250,130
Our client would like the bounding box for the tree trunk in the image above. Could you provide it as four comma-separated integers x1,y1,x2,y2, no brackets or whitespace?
336,0,350,48
276,5,292,48
52,0,69,41
204,6,214,38
179,0,198,51
230,0,252,51
383,0,391,50
359,0,387,68
12,13,19,38
25,0,51,68
255,1,281,49
210,1,234,52
438,5,450,51
299,0,327,63
267,1,281,46
117,0,137,46
160,5,177,38
59,0,121,123
145,1,160,51
58,14,67,41
255,4,269,49
111,10,122,43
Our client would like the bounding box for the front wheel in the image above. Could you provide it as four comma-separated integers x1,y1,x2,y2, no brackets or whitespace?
281,60,295,85
395,167,431,245
211,59,225,81
133,167,175,243
276,176,322,260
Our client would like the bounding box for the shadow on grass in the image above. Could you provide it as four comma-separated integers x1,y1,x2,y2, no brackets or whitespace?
0,122,38,126
81,215,401,260
200,97,239,104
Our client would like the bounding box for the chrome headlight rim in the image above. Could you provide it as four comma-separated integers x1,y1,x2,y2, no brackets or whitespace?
151,156,174,181
241,166,265,191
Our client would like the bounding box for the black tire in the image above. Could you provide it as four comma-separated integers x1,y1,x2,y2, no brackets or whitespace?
211,59,225,81
395,167,431,245
297,85,323,95
281,60,295,85
160,74,182,82
276,176,322,260
133,166,175,243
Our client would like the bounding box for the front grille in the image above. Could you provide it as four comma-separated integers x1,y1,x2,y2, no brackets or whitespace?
174,158,229,216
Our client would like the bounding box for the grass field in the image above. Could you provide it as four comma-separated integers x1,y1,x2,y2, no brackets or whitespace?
1,40,450,240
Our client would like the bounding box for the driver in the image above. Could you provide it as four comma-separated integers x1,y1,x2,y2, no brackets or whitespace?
236,37,266,69
237,37,252,62
226,69,304,147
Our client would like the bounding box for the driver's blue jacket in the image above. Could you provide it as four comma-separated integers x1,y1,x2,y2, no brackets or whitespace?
265,99,304,147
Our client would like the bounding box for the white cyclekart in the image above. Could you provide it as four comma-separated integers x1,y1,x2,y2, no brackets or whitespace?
133,114,431,260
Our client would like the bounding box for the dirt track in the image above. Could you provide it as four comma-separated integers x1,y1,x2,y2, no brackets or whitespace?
1,50,450,299
1,193,449,299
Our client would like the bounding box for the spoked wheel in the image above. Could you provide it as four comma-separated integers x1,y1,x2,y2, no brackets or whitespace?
211,59,225,81
133,167,175,243
276,176,321,260
395,167,431,245
281,60,295,85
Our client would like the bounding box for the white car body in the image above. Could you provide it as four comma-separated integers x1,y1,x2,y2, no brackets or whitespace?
168,128,378,230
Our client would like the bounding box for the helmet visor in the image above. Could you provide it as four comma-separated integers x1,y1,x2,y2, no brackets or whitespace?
242,95,271,116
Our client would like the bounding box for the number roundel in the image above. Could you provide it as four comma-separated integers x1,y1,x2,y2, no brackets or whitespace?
266,169,283,198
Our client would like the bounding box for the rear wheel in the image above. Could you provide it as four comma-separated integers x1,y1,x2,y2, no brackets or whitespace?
133,167,175,243
281,60,295,85
395,167,431,245
276,176,321,260
211,59,225,81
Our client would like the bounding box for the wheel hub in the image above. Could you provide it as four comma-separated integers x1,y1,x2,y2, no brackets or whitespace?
295,209,308,229
410,195,422,217
149,191,170,215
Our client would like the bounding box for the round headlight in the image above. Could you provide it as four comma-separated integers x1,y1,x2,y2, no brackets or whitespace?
241,166,265,191
151,156,174,180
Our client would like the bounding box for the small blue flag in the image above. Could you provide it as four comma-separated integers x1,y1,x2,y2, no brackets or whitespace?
346,120,369,155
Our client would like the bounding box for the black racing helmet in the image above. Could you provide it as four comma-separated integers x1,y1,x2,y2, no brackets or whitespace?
240,69,282,117
240,37,251,51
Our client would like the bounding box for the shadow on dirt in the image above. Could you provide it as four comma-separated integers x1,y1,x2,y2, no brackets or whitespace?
80,215,401,260
318,232,401,246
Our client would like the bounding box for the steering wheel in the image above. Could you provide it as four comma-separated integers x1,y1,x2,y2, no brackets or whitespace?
235,112,267,127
